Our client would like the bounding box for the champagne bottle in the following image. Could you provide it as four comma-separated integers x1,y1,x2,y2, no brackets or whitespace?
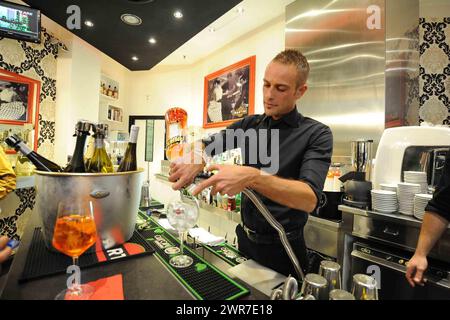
87,124,113,173
117,125,139,172
5,134,63,172
64,121,91,173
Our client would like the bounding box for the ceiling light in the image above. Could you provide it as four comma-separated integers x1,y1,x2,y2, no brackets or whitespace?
84,20,94,27
121,14,142,26
208,27,215,33
132,56,139,61
173,10,183,19
149,37,157,44
236,7,244,15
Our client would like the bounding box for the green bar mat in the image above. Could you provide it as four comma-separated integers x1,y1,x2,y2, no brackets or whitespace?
136,213,250,300
202,243,249,267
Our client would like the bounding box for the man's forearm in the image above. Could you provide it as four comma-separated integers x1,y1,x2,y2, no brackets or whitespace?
249,171,317,213
415,211,449,256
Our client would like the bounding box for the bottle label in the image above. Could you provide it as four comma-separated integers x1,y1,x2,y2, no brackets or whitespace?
95,138,104,148
130,125,140,143
17,142,32,155
167,123,184,147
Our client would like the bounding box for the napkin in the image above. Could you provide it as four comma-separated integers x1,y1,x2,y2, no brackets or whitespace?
188,227,225,246
65,274,124,300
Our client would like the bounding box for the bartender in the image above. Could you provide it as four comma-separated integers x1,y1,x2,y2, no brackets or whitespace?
169,49,333,277
406,152,450,287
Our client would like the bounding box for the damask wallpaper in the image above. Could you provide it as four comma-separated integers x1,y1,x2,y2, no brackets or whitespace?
0,28,60,240
419,17,450,125
0,27,59,159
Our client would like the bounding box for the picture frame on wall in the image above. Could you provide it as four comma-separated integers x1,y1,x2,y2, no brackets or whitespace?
0,68,41,152
203,56,255,129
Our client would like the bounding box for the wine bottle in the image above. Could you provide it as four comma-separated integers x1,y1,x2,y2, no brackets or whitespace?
117,125,139,172
87,124,113,173
5,134,63,172
64,121,91,173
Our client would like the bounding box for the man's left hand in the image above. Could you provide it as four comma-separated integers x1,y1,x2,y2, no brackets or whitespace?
191,165,259,196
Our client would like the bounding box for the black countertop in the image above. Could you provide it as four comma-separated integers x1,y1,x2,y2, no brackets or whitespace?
0,211,267,300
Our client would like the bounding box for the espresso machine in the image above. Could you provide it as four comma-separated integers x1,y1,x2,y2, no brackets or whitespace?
339,140,374,209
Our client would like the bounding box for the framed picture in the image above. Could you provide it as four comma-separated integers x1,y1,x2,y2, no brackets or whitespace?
203,56,255,129
0,68,41,152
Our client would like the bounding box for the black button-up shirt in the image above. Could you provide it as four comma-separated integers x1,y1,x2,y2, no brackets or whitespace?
426,152,450,222
203,107,333,233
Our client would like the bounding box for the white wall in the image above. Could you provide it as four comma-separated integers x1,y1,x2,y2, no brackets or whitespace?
51,22,131,165
127,15,285,134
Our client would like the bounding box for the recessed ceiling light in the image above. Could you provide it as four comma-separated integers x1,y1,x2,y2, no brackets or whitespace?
173,10,183,19
149,37,157,44
132,56,139,61
121,14,142,26
208,27,215,33
84,20,94,27
236,7,245,15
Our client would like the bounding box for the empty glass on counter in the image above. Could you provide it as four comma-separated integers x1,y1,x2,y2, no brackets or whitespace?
166,187,199,268
300,273,328,300
319,260,342,293
351,274,378,300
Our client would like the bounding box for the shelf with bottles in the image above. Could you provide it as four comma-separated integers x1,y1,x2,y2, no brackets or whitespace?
107,105,124,123
100,74,119,100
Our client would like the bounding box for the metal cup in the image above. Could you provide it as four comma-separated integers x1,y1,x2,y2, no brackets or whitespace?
139,181,151,211
300,273,328,300
329,289,355,300
351,274,378,300
319,260,342,293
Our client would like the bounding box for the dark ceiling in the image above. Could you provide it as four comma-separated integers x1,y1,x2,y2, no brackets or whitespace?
23,0,242,70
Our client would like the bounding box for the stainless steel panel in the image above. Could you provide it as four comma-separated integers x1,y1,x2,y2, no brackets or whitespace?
286,0,419,157
304,216,342,258
352,215,420,249
385,0,420,127
286,0,386,157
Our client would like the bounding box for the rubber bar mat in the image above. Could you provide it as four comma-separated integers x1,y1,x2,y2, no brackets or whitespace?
202,243,249,267
136,213,250,300
19,228,154,283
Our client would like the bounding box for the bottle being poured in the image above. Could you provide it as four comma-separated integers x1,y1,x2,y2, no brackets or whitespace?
164,107,199,268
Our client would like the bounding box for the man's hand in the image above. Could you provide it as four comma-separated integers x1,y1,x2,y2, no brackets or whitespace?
405,253,428,287
191,164,259,196
0,236,12,264
168,149,205,190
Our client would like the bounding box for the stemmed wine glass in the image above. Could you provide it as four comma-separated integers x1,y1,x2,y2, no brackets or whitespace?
166,189,199,268
52,199,97,300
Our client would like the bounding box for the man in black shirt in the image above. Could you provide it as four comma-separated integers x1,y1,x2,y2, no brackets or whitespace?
406,152,450,287
169,50,333,277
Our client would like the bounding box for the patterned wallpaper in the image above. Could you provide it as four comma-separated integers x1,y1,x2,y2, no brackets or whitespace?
419,17,450,125
0,28,60,240
0,27,59,159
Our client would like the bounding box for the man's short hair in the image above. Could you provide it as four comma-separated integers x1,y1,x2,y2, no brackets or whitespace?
272,49,310,87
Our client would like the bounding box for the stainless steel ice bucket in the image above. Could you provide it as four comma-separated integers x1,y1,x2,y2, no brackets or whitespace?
35,169,144,251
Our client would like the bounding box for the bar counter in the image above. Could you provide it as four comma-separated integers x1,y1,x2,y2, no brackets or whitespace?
0,208,269,300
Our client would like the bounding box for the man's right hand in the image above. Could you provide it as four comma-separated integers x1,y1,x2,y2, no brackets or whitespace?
168,149,205,191
405,253,428,287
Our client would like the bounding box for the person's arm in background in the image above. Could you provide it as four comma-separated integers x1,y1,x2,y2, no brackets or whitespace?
406,212,448,287
406,152,450,287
